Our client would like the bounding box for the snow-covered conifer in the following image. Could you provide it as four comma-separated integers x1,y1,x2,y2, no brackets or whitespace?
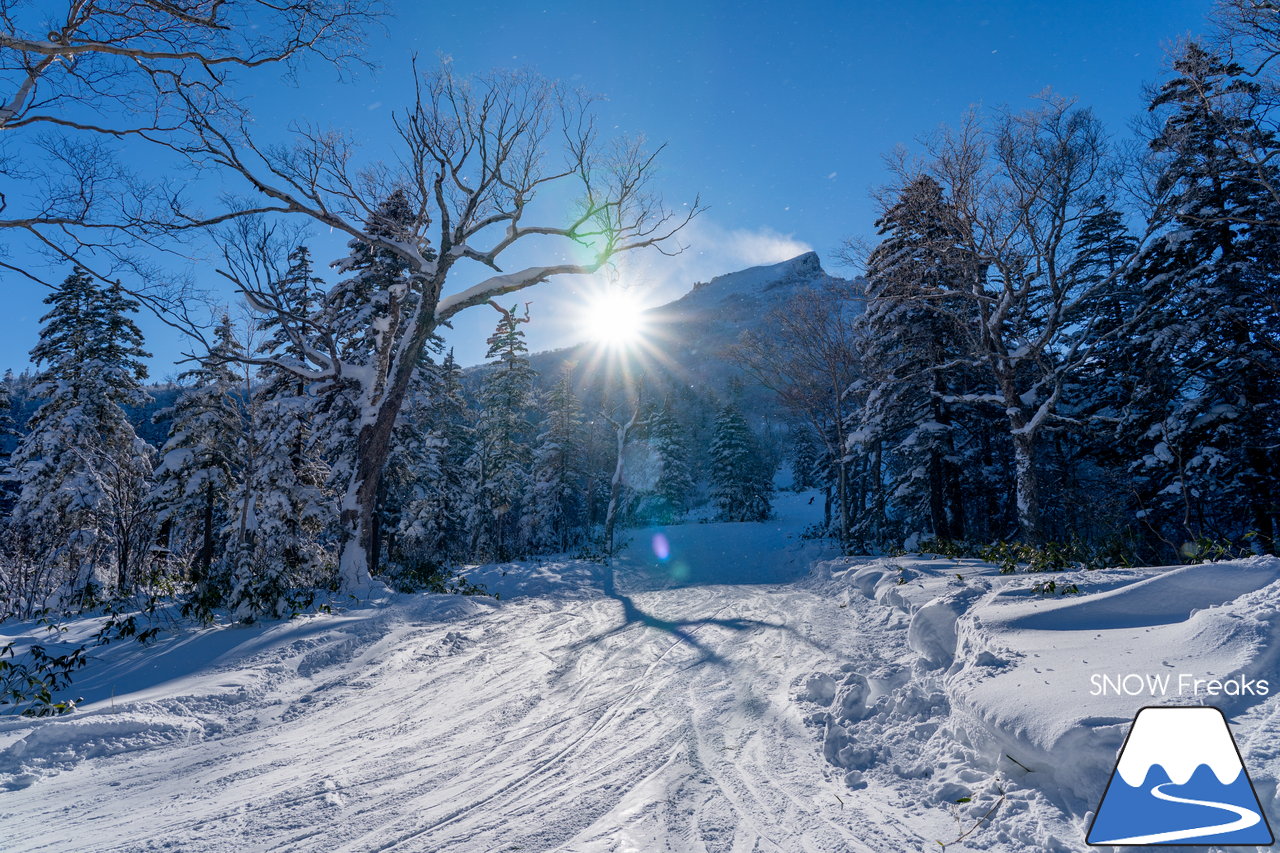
388,348,472,575
528,369,586,553
231,246,333,619
467,304,536,560
855,175,980,542
709,405,773,522
646,406,694,523
151,315,246,597
1130,43,1280,552
10,269,154,598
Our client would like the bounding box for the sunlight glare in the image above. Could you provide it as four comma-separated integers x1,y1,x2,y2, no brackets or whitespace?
584,288,646,346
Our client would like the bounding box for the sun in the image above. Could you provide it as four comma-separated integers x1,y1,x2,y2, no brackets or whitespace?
583,288,646,346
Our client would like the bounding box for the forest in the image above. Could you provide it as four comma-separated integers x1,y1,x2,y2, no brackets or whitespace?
5,3,1280,852
0,1,1277,632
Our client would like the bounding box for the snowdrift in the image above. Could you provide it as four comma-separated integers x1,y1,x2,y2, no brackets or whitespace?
812,553,1280,844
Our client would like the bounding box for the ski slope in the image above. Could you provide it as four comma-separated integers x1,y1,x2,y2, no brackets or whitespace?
2,493,1279,852
0,493,942,852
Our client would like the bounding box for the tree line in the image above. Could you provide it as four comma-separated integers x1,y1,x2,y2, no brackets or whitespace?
0,235,778,620
749,15,1280,562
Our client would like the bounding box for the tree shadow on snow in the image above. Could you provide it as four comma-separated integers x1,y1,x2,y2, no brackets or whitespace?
557,568,822,666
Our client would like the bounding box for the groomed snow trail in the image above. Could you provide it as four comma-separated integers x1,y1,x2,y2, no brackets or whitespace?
0,494,946,852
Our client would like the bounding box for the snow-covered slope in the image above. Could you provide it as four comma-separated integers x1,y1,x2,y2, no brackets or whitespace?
4,511,1280,851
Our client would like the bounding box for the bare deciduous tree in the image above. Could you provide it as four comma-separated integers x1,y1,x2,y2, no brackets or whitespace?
0,0,382,289
890,97,1166,541
201,65,700,590
729,280,862,548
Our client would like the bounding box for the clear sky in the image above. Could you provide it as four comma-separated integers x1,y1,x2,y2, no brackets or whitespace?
2,0,1214,377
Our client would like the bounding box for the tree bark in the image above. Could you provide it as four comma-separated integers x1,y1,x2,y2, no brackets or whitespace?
1012,431,1042,544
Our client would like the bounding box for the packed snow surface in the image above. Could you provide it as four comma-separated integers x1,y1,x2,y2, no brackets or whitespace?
2,492,1279,852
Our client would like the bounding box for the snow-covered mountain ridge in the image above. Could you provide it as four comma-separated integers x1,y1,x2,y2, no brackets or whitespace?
518,252,861,405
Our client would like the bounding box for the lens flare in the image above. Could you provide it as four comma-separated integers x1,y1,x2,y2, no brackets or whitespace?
652,532,670,561
583,288,645,347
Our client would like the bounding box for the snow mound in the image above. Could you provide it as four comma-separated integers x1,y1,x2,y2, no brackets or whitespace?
461,558,608,599
0,706,218,785
812,553,1280,847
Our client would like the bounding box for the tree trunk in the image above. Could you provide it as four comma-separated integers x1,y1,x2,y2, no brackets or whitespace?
1012,431,1042,543
337,301,442,592
837,457,850,551
198,482,214,582
337,421,388,592
604,416,633,560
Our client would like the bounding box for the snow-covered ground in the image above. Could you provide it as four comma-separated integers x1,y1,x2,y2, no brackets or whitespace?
2,492,1279,852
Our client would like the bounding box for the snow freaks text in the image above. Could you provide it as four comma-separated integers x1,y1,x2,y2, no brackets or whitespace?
1090,673,1271,698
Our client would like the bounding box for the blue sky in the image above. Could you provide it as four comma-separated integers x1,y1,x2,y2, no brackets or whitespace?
3,0,1213,376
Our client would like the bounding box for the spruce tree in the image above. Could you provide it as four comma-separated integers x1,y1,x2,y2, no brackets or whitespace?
0,370,18,517
11,270,154,598
528,369,586,553
856,175,981,543
151,315,246,595
231,246,333,619
392,348,472,573
467,305,535,560
1132,42,1280,553
789,425,820,491
647,406,695,523
709,405,773,522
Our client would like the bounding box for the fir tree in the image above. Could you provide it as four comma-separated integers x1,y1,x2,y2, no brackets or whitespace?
467,305,535,560
528,369,586,552
646,406,694,523
151,315,246,595
789,425,822,492
11,270,154,597
392,348,472,574
1131,42,1280,553
231,246,333,619
855,175,980,543
709,405,773,522
0,371,17,516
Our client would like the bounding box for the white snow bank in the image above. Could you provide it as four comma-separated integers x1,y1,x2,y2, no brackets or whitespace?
816,553,1280,834
0,707,218,789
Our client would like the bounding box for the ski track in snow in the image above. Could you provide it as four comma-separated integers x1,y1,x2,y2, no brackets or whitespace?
3,493,1278,852
0,494,944,852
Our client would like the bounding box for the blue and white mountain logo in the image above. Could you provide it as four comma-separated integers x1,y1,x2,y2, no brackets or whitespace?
1087,706,1274,846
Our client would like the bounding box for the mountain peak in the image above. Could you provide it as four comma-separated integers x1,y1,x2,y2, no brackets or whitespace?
683,251,831,301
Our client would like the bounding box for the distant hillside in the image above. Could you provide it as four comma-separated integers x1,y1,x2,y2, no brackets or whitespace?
477,251,864,417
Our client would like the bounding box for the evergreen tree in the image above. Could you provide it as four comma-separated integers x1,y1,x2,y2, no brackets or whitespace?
392,349,472,572
151,316,246,595
231,246,333,619
855,175,981,543
0,370,15,456
467,305,535,560
789,425,820,491
315,191,418,573
0,371,17,515
10,270,154,598
528,369,586,552
709,405,773,522
1132,42,1280,553
646,406,695,523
